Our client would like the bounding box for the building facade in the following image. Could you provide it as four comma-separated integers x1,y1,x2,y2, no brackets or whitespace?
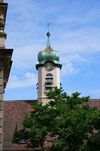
0,1,13,150
36,32,62,104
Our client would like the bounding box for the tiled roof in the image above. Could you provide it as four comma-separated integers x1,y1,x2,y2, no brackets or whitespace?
3,100,36,150
89,99,100,109
3,99,100,150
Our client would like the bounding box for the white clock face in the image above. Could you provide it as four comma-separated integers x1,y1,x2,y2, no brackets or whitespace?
45,62,53,71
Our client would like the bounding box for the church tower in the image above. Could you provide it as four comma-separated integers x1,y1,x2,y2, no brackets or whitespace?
0,1,13,150
36,31,62,104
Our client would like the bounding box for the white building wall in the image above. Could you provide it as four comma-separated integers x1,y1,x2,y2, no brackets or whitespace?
38,66,61,103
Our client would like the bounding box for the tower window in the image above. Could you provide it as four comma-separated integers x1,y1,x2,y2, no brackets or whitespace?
0,119,2,127
45,73,53,92
46,73,53,76
45,77,53,80
0,134,2,143
0,102,2,111
46,73,53,80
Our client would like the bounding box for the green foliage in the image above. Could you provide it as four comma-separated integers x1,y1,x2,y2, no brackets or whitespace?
13,87,100,151
13,129,28,144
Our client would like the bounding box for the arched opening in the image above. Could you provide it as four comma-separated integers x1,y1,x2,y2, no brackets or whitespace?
45,73,53,92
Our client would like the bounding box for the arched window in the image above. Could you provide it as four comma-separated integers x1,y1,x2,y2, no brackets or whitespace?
46,73,52,76
45,73,53,80
45,73,53,92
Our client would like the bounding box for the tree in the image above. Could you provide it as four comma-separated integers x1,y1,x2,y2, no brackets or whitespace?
13,88,100,151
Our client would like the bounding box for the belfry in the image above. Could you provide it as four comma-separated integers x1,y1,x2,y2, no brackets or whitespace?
36,30,62,104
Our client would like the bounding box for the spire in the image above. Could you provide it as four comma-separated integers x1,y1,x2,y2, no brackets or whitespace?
46,23,51,48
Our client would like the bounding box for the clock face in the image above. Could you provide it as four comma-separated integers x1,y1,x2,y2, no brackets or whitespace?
45,62,53,71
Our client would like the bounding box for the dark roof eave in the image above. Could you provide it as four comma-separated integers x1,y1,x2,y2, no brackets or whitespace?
4,60,12,89
0,48,13,89
36,61,62,70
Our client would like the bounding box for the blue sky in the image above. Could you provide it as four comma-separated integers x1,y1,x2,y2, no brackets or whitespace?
4,0,100,100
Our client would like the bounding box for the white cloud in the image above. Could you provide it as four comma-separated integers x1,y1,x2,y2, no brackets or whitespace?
89,89,100,95
6,0,100,75
7,72,37,89
60,53,92,76
61,63,79,76
12,45,40,69
61,54,89,64
54,27,100,53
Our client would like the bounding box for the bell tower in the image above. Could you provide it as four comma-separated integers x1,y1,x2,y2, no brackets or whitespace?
36,30,62,104
0,0,13,150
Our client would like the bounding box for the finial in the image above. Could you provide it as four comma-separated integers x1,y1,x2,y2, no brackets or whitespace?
46,23,51,48
47,32,50,37
47,23,50,37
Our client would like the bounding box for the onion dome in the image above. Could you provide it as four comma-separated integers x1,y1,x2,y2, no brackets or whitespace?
38,32,60,64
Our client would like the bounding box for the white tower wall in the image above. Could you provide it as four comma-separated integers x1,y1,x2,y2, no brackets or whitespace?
38,66,61,103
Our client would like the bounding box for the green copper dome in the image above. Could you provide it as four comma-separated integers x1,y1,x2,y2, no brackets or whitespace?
38,32,60,64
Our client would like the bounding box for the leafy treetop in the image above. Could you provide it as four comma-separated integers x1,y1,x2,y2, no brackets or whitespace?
13,87,100,151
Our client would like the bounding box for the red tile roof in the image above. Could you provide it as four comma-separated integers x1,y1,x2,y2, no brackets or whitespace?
3,100,36,150
3,99,100,150
89,99,100,109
